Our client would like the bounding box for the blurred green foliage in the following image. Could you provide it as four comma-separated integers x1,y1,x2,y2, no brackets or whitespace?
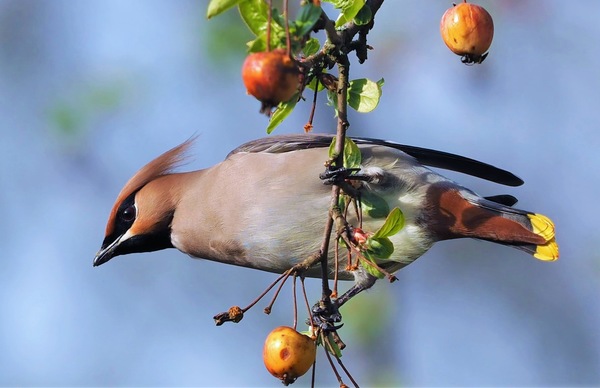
48,80,126,143
203,7,253,68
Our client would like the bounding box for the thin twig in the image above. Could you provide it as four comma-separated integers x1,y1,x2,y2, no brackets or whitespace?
213,271,288,325
334,354,360,388
304,77,320,132
300,277,314,329
318,214,334,301
310,356,317,388
264,268,294,314
333,236,340,299
283,0,291,56
292,275,298,330
266,0,272,52
321,332,345,386
243,270,287,311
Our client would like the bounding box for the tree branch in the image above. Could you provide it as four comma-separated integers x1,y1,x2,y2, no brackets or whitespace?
316,1,384,305
301,0,385,69
344,0,385,38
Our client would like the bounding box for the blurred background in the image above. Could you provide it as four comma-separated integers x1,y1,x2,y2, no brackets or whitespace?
1,0,599,386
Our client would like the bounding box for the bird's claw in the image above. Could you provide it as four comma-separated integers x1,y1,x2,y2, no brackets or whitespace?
308,298,344,333
319,167,362,185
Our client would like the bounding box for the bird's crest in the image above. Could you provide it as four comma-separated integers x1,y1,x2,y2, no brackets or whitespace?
105,137,196,236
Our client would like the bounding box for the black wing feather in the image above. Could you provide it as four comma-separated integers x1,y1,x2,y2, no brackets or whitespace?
352,137,524,187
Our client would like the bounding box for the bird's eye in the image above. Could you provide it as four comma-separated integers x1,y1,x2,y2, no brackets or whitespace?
121,205,136,222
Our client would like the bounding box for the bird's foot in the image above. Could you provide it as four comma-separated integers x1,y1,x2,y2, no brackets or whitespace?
309,298,343,333
308,297,347,351
319,167,365,185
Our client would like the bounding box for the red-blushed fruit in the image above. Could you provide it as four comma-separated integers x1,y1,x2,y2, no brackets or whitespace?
241,49,300,115
263,326,316,385
440,1,494,64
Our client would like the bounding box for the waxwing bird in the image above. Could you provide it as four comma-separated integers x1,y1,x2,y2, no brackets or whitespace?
94,134,558,302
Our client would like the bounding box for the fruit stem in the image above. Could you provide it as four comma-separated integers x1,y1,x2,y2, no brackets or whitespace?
299,278,315,330
264,268,294,314
331,345,360,388
321,333,344,385
304,77,319,132
333,237,339,298
266,0,272,52
283,0,291,57
292,275,298,330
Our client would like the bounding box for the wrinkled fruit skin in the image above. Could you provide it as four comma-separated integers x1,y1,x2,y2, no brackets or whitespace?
263,326,316,385
242,49,300,115
440,2,494,64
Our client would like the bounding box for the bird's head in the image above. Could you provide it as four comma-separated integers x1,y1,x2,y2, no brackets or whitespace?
93,138,195,267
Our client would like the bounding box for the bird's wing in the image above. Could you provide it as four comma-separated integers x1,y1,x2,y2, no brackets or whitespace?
228,134,334,155
229,134,523,187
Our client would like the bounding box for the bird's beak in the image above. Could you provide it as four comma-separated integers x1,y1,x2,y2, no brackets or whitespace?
93,234,123,267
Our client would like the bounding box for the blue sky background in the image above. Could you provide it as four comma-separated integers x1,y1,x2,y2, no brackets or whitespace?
1,1,599,386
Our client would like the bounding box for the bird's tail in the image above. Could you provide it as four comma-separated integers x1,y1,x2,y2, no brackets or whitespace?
512,212,558,261
434,190,559,261
472,197,558,261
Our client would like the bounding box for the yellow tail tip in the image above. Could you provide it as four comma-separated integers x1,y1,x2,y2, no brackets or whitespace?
533,237,559,261
528,213,558,261
528,213,556,241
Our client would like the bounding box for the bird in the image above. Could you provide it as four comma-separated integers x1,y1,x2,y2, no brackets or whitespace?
93,133,558,305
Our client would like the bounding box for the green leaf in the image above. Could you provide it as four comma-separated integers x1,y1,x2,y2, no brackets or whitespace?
306,75,325,92
324,0,366,27
239,0,285,38
295,3,322,36
303,37,321,57
246,31,287,53
367,237,394,259
246,36,267,52
347,78,383,113
326,89,339,116
328,137,362,169
337,195,347,214
345,137,362,169
326,77,384,114
327,138,336,159
363,264,386,279
318,332,343,357
361,251,387,279
207,0,241,19
360,192,390,219
241,2,320,53
315,330,343,356
238,0,267,35
353,4,372,25
371,207,404,239
266,93,299,134
299,329,314,338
